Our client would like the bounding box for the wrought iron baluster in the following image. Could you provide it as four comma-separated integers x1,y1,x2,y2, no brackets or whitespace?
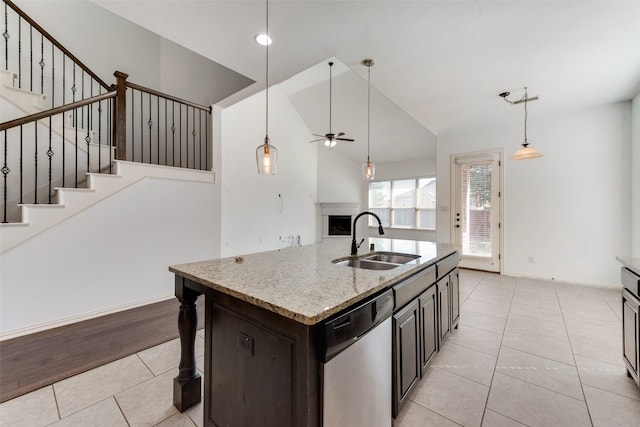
75,107,78,188
62,107,65,187
81,70,85,127
39,33,43,95
29,25,32,92
48,116,53,203
140,90,144,163
206,109,209,170
179,104,183,168
165,98,168,166
18,16,21,88
3,3,9,72
148,94,152,164
51,43,54,108
198,109,202,170
1,131,8,223
157,95,160,165
185,105,189,169
34,121,38,203
108,98,112,173
172,101,175,167
19,126,23,204
98,99,102,171
131,89,135,162
192,107,196,170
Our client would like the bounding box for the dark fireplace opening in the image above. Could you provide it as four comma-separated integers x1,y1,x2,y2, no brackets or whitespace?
328,215,352,236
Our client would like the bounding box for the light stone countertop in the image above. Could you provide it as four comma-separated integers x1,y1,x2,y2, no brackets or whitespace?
617,256,640,275
169,238,457,325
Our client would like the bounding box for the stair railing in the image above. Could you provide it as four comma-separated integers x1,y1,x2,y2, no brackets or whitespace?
2,0,111,113
1,91,116,222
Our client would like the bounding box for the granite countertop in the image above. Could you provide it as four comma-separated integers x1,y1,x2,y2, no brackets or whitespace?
617,256,640,274
169,238,456,325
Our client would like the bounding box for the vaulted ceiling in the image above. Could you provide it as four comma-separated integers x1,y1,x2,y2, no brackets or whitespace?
95,0,640,163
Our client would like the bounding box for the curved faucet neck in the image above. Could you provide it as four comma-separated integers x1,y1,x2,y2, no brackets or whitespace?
351,211,384,256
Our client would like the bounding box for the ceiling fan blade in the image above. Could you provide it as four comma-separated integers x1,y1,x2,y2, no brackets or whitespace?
312,134,327,138
336,138,355,142
309,139,325,143
337,132,345,137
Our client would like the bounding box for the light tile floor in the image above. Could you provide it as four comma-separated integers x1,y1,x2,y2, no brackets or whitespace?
1,270,639,426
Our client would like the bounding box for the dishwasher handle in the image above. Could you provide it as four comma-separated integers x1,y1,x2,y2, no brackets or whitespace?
320,289,394,363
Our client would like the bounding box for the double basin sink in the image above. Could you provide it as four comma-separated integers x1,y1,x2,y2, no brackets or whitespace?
333,252,420,270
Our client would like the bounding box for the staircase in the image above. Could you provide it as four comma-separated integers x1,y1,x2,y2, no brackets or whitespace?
0,0,218,340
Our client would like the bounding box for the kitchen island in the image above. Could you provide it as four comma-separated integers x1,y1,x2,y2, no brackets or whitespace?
169,238,457,426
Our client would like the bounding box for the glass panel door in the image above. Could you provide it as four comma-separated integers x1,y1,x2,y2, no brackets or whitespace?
453,152,501,272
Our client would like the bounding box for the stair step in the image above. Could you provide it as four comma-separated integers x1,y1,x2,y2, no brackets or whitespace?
54,187,96,204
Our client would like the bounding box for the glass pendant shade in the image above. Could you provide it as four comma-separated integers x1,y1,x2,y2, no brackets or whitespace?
324,138,337,148
362,159,376,180
256,137,278,174
511,144,543,160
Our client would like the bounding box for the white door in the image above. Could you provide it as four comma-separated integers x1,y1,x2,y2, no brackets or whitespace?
452,151,501,272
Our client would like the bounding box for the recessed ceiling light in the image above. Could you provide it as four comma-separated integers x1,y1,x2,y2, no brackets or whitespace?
254,33,272,46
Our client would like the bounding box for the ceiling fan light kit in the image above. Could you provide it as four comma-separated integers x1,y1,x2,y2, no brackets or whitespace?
310,61,355,149
500,87,543,160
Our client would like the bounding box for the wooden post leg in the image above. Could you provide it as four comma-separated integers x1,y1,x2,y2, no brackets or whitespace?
173,277,202,412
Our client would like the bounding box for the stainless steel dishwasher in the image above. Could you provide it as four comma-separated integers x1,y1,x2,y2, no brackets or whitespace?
320,289,394,427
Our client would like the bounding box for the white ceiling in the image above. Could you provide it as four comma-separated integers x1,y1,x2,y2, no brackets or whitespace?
94,0,640,163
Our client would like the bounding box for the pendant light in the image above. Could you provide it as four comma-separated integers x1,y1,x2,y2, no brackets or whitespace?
362,59,376,180
256,0,278,174
500,87,543,160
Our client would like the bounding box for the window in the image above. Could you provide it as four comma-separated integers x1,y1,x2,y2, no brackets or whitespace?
369,178,436,229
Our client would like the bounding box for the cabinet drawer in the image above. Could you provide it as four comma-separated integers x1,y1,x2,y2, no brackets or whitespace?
393,266,436,309
436,252,459,279
622,267,640,297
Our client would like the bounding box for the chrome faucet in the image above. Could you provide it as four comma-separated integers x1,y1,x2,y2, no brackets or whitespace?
351,211,385,256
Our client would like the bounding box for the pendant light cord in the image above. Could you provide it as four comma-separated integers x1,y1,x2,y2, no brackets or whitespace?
265,0,269,140
523,86,528,146
329,62,333,134
367,63,371,162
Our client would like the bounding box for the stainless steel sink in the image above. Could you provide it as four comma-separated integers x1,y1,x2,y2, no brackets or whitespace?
336,259,399,270
333,251,420,270
363,252,420,264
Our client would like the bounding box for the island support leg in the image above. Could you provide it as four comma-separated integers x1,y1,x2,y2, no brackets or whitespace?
173,278,202,412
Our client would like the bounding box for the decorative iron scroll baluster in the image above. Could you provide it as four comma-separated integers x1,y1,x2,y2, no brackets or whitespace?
98,100,102,170
198,110,202,170
2,131,8,223
192,107,196,170
185,106,189,169
140,89,143,163
47,116,53,203
171,102,176,167
131,89,135,162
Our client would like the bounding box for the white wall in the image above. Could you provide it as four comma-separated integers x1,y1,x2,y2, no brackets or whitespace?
0,175,217,338
632,92,640,257
437,102,631,286
13,1,251,104
218,85,318,256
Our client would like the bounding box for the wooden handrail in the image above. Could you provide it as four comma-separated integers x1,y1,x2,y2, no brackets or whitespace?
0,91,116,132
3,0,111,91
126,80,211,113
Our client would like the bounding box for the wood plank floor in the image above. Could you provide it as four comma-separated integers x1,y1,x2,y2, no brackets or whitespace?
0,296,204,403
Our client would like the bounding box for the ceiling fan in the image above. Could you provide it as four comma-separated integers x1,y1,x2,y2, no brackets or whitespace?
310,61,354,149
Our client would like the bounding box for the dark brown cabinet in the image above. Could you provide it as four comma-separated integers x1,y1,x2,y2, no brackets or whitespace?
419,285,438,376
392,299,420,416
622,288,639,385
392,253,460,418
437,275,451,343
450,267,460,329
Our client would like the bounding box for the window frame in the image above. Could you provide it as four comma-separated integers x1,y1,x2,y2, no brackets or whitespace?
368,177,436,230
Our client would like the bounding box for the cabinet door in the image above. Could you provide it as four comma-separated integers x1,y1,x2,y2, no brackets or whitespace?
393,299,420,417
450,268,460,329
419,286,438,376
209,303,294,427
622,290,639,382
438,276,451,344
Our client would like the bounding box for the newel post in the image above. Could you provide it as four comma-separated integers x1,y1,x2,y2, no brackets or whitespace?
113,71,129,161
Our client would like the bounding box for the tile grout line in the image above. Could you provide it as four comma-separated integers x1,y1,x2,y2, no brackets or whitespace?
476,274,516,427
554,281,595,427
